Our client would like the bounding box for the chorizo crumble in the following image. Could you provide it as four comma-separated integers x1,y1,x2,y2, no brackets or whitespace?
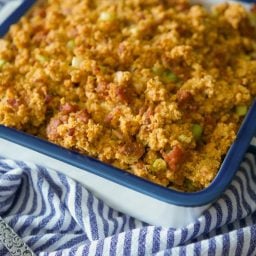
0,0,256,191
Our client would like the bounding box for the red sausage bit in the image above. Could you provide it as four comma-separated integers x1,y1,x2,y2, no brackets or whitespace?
59,103,79,114
46,118,62,140
7,98,20,109
176,89,197,111
162,145,185,172
76,110,90,123
176,90,192,105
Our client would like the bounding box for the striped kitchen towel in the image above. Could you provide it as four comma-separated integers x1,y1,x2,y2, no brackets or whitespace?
1,151,256,256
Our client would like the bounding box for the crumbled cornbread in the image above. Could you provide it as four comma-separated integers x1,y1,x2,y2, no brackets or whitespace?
0,0,256,191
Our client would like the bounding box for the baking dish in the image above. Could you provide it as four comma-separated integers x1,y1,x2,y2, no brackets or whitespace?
0,0,256,227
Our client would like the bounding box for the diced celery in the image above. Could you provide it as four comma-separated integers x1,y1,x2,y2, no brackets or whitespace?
36,54,48,63
130,26,138,36
99,12,116,22
212,9,220,17
152,65,178,83
249,13,256,27
151,158,167,172
71,56,83,68
192,124,203,140
162,70,178,83
67,40,75,50
152,64,164,75
0,59,6,68
242,55,251,61
100,65,108,73
184,178,195,191
178,134,192,143
236,105,247,116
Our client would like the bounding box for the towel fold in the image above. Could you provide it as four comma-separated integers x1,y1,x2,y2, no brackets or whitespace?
0,151,256,255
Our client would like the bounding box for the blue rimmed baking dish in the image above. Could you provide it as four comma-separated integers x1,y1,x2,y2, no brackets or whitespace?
0,0,256,227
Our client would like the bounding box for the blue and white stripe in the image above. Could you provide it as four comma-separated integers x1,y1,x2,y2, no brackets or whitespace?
0,0,23,25
0,151,256,255
0,0,256,254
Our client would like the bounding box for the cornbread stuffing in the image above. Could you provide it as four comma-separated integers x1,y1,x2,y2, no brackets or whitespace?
0,0,256,191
